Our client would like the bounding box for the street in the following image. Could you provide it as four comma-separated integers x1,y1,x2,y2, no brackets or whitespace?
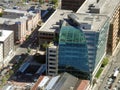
94,44,120,90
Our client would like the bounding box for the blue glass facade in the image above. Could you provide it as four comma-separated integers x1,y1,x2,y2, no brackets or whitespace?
58,21,109,78
58,26,90,78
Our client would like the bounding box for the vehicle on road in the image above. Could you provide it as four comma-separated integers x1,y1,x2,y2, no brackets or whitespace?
104,86,109,90
107,81,112,85
113,69,119,78
108,78,113,82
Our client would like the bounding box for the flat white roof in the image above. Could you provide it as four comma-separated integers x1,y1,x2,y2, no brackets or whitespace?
38,76,50,88
45,75,60,90
68,13,109,31
77,0,120,17
39,9,72,33
0,30,13,42
4,9,27,14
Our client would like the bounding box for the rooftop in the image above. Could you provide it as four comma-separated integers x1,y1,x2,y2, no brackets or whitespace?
2,9,36,19
52,72,79,90
39,9,73,33
0,17,27,25
77,80,90,90
68,13,109,31
31,72,81,90
4,9,27,14
0,30,13,42
77,0,120,17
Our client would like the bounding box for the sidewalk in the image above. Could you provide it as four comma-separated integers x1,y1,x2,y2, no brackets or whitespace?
92,41,120,90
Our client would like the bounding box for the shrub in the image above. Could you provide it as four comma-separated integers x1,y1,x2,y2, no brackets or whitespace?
101,58,109,67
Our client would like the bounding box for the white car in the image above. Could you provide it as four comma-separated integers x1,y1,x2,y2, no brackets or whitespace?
113,87,117,90
104,86,109,90
107,81,112,85
108,78,113,82
118,80,120,83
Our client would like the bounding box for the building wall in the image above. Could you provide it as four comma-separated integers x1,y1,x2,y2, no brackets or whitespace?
39,31,55,46
3,31,14,59
92,21,109,76
107,6,120,54
61,0,86,12
0,43,3,68
19,20,27,43
0,31,14,67
46,44,58,76
32,13,40,29
83,31,99,73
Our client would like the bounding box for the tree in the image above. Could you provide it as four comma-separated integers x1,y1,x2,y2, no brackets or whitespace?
0,13,3,17
27,47,31,53
42,42,49,50
51,0,58,4
39,0,43,4
101,58,109,67
53,34,59,44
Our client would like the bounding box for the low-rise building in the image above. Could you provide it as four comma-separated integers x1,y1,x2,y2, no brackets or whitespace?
0,9,40,44
31,72,90,90
38,9,72,46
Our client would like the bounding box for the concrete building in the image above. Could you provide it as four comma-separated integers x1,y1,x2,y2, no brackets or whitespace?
0,9,40,44
61,0,86,12
58,13,110,79
77,0,120,55
46,43,58,76
39,9,72,46
0,30,14,69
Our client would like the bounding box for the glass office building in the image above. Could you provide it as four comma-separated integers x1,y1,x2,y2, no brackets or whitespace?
58,26,90,79
58,14,110,79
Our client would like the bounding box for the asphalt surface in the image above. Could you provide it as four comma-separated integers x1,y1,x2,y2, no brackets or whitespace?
94,43,120,90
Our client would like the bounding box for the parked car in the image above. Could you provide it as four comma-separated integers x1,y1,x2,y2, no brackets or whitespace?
108,78,114,82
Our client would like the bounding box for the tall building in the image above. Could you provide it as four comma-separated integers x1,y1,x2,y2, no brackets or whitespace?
61,0,86,12
58,13,110,79
0,30,14,68
77,0,120,55
46,43,58,76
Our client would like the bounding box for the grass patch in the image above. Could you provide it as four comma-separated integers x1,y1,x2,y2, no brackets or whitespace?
95,68,103,78
101,57,109,67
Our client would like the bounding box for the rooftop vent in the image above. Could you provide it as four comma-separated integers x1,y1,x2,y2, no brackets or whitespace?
89,7,100,13
88,4,100,13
